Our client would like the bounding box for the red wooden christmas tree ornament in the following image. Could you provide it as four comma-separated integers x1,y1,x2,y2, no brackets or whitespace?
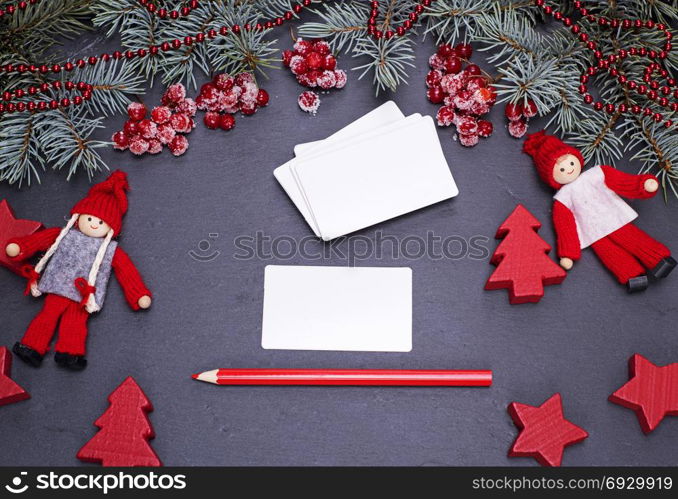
508,393,588,467
485,204,566,304
0,199,43,275
77,376,162,467
609,354,678,434
0,346,30,407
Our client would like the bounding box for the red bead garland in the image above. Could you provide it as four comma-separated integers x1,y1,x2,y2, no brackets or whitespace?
0,0,39,18
367,0,434,39
0,0,316,116
0,0,434,116
536,0,676,128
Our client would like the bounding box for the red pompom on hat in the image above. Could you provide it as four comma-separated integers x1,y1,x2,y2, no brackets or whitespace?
523,131,584,189
71,170,129,236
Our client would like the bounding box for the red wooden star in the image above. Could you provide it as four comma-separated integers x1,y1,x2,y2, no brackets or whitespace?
508,393,588,466
0,199,43,275
0,346,30,407
609,354,678,434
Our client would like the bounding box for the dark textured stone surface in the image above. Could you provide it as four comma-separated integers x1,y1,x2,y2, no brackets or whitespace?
0,29,676,466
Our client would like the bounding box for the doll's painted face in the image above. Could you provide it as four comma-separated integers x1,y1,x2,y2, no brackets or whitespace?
78,214,111,238
552,154,582,185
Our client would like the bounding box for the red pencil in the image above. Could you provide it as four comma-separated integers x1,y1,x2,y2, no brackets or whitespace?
191,369,492,386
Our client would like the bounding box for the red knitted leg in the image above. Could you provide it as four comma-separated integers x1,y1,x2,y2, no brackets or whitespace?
590,236,645,284
21,294,71,355
607,222,671,269
54,302,89,356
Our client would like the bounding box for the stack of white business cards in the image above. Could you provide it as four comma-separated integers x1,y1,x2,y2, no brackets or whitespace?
274,101,459,241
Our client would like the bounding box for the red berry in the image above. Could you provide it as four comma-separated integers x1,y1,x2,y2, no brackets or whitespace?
213,73,234,91
298,91,320,114
477,120,493,137
505,102,523,121
456,116,478,135
475,87,495,104
219,113,235,130
437,44,454,57
148,139,163,154
112,131,129,150
163,83,186,105
436,106,456,127
466,76,487,91
427,86,445,104
317,70,337,90
235,72,255,87
305,52,324,70
455,43,473,59
138,119,158,139
459,133,479,147
170,113,192,133
241,102,257,115
123,120,139,136
465,64,481,76
203,111,221,129
256,89,270,107
444,57,462,74
334,69,347,89
426,69,443,88
127,102,147,121
314,40,331,55
151,106,172,124
440,72,467,95
282,50,295,67
508,119,528,138
323,55,337,70
428,53,446,70
168,134,189,156
306,70,323,85
523,98,537,118
297,73,317,88
156,123,176,144
199,82,219,101
293,38,314,55
129,137,149,155
290,56,308,75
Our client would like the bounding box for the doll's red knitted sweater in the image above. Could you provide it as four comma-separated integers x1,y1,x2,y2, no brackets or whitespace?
553,165,657,261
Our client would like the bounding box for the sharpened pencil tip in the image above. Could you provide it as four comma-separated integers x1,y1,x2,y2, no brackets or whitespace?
191,373,199,380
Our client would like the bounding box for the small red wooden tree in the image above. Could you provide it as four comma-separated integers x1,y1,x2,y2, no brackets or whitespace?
77,376,162,467
485,204,566,304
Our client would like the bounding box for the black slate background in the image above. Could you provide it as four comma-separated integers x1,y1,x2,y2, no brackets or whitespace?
0,27,677,466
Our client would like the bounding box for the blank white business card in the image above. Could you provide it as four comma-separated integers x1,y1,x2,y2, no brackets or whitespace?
262,265,412,352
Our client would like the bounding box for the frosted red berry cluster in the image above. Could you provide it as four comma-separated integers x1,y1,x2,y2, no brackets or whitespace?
196,72,269,132
504,99,537,139
282,38,347,114
426,43,497,147
112,84,196,157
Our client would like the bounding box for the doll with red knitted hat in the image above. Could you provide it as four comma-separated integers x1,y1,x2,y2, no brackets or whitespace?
523,131,675,293
5,170,151,370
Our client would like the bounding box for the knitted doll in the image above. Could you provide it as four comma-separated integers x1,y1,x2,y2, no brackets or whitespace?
523,131,675,293
5,171,151,370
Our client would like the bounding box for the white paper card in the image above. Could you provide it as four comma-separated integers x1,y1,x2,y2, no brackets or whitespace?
292,115,458,240
274,101,405,236
288,113,423,238
261,265,412,352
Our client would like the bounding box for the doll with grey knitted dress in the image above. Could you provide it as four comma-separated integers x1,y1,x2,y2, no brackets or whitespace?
5,171,151,370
